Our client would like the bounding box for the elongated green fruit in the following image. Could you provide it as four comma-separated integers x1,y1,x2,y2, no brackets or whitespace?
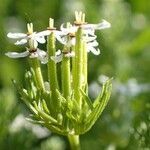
73,27,83,108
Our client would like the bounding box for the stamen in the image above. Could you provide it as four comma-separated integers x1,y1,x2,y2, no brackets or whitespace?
82,13,85,23
47,18,56,30
27,23,33,34
74,11,86,25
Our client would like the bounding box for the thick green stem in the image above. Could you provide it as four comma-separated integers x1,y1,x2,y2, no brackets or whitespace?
73,27,83,108
47,33,59,90
61,46,71,130
29,58,45,91
61,23,71,99
68,135,80,150
82,42,88,92
61,49,71,99
47,32,59,115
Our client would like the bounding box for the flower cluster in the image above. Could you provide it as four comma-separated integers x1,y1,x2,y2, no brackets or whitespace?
5,11,112,149
6,11,111,63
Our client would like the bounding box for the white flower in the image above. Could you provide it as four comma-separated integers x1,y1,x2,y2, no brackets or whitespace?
60,24,77,35
51,50,63,63
7,30,50,46
54,24,76,46
86,40,100,55
5,48,48,64
51,50,75,63
7,23,51,49
60,19,111,36
57,20,110,55
81,19,111,31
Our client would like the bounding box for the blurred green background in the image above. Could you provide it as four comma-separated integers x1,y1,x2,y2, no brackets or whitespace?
0,0,149,149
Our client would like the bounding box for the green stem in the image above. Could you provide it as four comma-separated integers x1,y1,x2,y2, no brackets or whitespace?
61,23,71,99
47,33,59,90
73,27,83,108
61,46,71,130
61,48,71,99
68,135,80,150
82,41,88,92
47,32,59,115
29,58,45,91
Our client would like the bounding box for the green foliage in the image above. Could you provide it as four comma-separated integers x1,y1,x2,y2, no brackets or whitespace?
14,69,112,136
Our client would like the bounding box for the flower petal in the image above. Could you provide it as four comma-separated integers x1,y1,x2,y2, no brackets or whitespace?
7,32,27,39
85,36,97,42
5,51,29,58
51,50,63,63
51,55,63,63
37,49,48,64
87,40,99,47
29,52,38,58
95,20,111,30
82,20,111,30
60,24,77,34
34,40,38,48
64,51,75,58
35,36,46,44
87,46,100,55
36,30,51,37
55,34,67,45
44,81,50,92
15,39,27,45
55,49,62,55
70,38,76,46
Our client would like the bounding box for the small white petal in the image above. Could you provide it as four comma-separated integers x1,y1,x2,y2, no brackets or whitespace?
86,30,95,36
38,56,48,64
70,38,76,46
95,20,111,30
28,32,36,38
87,46,100,55
51,55,63,63
60,23,67,33
37,49,47,56
37,49,48,64
82,20,111,30
15,39,27,45
55,49,62,55
64,51,75,58
58,36,67,45
7,33,27,39
35,36,46,44
36,30,51,37
33,40,38,48
60,24,77,34
29,52,38,58
82,24,96,30
88,41,99,47
56,36,66,45
55,30,66,37
66,38,75,47
85,36,97,42
54,31,68,45
5,51,29,58
51,50,63,63
44,82,50,92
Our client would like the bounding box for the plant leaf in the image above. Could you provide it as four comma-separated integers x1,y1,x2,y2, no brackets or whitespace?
83,78,112,133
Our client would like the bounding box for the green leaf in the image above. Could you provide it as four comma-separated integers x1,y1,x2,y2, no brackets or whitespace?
83,78,112,133
80,89,93,110
33,101,58,124
42,99,50,114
